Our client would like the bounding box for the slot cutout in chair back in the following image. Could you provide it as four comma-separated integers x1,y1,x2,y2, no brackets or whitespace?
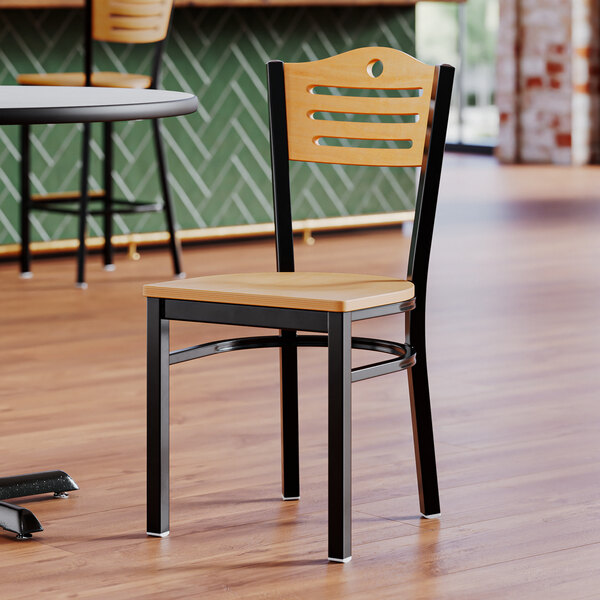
284,47,435,167
93,0,174,44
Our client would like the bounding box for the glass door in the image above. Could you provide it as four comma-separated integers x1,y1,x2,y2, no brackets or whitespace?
416,0,499,150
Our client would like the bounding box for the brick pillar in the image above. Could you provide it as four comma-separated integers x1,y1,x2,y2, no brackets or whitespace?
496,0,519,163
496,0,599,164
572,0,600,164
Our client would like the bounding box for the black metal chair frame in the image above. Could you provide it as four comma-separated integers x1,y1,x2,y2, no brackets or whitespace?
19,0,183,287
146,58,454,562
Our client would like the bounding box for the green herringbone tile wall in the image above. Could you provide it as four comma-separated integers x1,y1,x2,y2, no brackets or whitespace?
0,6,415,245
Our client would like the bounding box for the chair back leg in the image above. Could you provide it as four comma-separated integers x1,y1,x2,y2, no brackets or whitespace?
406,309,440,517
280,329,300,500
152,118,183,277
19,125,32,277
327,312,352,562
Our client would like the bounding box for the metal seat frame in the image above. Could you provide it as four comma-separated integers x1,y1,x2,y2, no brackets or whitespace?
146,53,454,562
19,0,183,287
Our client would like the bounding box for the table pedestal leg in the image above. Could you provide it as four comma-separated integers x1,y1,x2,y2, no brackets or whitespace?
0,471,79,539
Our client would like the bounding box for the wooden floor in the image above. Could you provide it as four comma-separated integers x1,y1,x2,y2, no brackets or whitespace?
1,154,600,598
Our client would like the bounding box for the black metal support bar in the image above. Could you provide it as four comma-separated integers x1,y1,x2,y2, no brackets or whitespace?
152,118,183,276
164,299,328,333
351,299,416,321
109,200,163,213
351,354,416,383
30,199,162,214
169,333,413,367
150,9,172,89
267,60,295,273
407,64,455,300
30,194,106,203
83,0,92,87
403,64,454,519
147,298,170,537
327,312,352,562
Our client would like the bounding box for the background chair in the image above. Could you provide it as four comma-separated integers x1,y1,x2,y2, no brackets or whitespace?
144,47,454,562
18,0,183,287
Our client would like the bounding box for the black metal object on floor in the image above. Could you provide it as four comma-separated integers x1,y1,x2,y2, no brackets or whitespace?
0,471,79,539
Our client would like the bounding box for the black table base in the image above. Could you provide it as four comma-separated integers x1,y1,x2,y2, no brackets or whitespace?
0,471,78,539
0,84,196,542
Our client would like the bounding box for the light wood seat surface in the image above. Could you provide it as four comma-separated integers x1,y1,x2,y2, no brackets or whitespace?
17,71,152,89
143,271,415,312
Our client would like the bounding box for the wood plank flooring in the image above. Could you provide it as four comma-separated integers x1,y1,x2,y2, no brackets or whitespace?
1,154,599,598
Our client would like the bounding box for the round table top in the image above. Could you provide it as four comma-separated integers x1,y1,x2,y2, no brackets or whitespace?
0,86,198,125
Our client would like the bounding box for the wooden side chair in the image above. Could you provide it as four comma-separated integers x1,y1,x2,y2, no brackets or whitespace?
18,0,183,287
144,47,454,562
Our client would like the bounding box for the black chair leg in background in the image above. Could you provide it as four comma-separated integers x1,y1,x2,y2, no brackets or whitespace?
76,123,91,289
146,298,170,538
406,310,440,518
103,121,115,270
280,329,300,500
152,118,184,278
327,312,352,563
19,124,32,279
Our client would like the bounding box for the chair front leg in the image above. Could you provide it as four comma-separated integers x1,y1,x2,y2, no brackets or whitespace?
327,312,352,563
406,309,440,518
147,297,170,537
280,329,300,500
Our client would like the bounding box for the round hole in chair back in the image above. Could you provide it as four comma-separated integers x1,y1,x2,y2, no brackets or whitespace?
367,59,383,78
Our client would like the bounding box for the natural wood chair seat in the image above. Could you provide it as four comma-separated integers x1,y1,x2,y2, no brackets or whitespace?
17,72,152,89
144,272,415,312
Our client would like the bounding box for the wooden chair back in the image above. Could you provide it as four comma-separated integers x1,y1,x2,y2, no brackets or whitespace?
92,0,174,44
267,47,454,300
283,47,436,167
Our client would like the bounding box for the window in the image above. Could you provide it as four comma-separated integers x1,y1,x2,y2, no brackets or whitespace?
416,0,499,148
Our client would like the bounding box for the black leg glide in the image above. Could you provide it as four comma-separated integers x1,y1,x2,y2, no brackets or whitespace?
280,329,300,500
152,118,183,277
327,312,352,563
147,297,170,537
